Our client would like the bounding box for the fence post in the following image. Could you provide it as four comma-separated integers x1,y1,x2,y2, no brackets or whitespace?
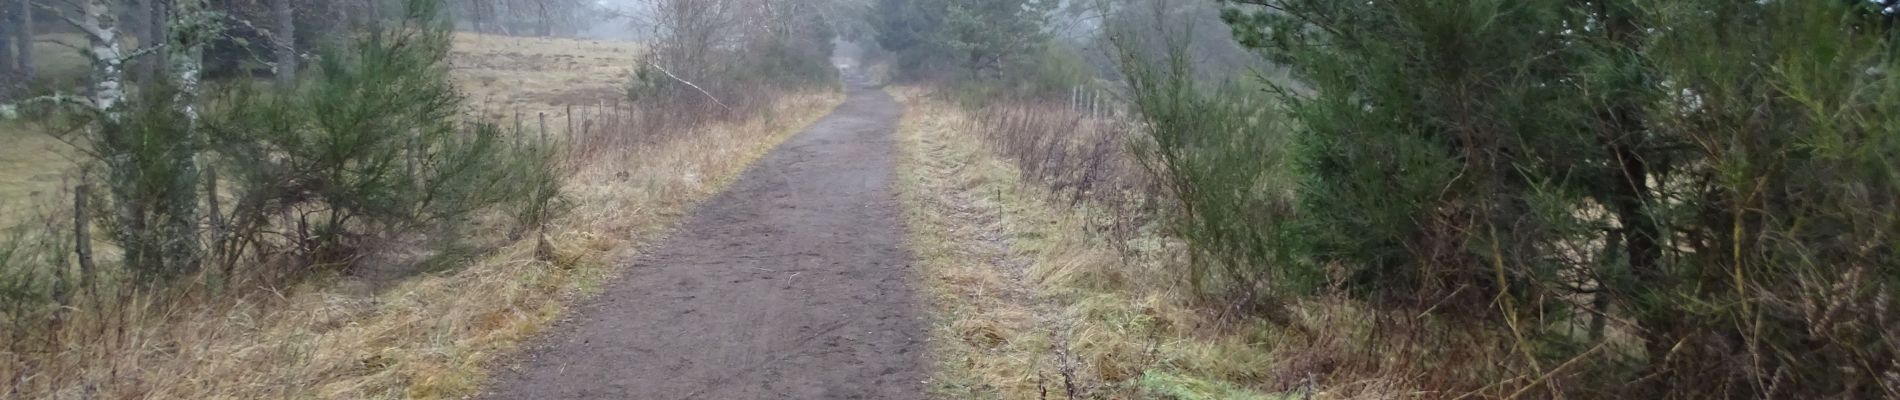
74,183,96,297
206,168,225,278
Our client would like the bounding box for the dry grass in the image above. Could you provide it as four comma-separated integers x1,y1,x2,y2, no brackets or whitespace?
22,33,96,86
0,33,844,399
893,88,1434,400
449,32,643,123
1,32,92,224
0,123,79,222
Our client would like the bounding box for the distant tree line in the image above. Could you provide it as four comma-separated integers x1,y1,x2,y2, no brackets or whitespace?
872,0,1057,77
453,0,598,37
625,0,844,114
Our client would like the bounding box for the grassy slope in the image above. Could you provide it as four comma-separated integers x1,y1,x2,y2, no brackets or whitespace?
1,33,844,399
894,89,1406,400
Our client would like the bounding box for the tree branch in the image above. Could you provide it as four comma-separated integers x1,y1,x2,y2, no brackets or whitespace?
1,94,98,120
646,61,732,111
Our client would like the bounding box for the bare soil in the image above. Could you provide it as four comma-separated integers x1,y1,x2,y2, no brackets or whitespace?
481,85,926,399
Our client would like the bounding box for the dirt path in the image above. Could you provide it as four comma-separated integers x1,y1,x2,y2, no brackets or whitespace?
482,85,926,399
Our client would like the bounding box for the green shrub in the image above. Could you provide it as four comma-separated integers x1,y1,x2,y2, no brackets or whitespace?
1196,0,1900,395
102,90,196,281
0,215,74,336
206,11,565,275
1115,25,1305,299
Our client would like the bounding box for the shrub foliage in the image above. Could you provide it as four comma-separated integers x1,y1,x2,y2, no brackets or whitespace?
1103,0,1900,396
0,0,566,321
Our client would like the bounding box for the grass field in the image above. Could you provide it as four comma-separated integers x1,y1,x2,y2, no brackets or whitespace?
449,32,643,124
0,124,78,219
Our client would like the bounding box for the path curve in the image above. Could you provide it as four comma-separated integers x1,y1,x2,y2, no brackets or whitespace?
483,85,925,399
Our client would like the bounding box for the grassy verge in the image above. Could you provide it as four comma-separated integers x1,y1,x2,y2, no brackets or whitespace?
894,88,1413,399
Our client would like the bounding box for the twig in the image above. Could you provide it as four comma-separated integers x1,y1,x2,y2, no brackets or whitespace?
1504,342,1608,400
646,62,732,112
1,94,99,120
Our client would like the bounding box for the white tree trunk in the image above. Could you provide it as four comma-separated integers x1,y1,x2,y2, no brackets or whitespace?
80,0,127,120
165,0,210,274
170,0,206,123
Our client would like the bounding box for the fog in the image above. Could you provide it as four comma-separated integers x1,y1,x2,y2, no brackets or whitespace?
580,0,653,40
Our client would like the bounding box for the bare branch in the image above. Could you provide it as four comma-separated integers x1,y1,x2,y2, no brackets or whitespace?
646,62,732,112
1,93,98,118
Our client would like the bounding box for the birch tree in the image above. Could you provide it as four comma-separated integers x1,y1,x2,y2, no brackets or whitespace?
170,0,209,114
165,0,216,274
76,0,132,119
0,0,211,277
63,0,149,270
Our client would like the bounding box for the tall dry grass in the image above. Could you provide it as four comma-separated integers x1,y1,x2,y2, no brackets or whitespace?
894,88,1520,399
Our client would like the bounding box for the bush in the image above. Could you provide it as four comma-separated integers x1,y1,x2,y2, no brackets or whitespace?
1116,38,1304,299
0,213,74,340
96,83,206,280
624,0,838,140
1130,0,1900,396
207,21,566,276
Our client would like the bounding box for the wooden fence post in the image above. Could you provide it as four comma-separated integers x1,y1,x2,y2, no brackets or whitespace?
74,183,96,297
206,168,225,278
